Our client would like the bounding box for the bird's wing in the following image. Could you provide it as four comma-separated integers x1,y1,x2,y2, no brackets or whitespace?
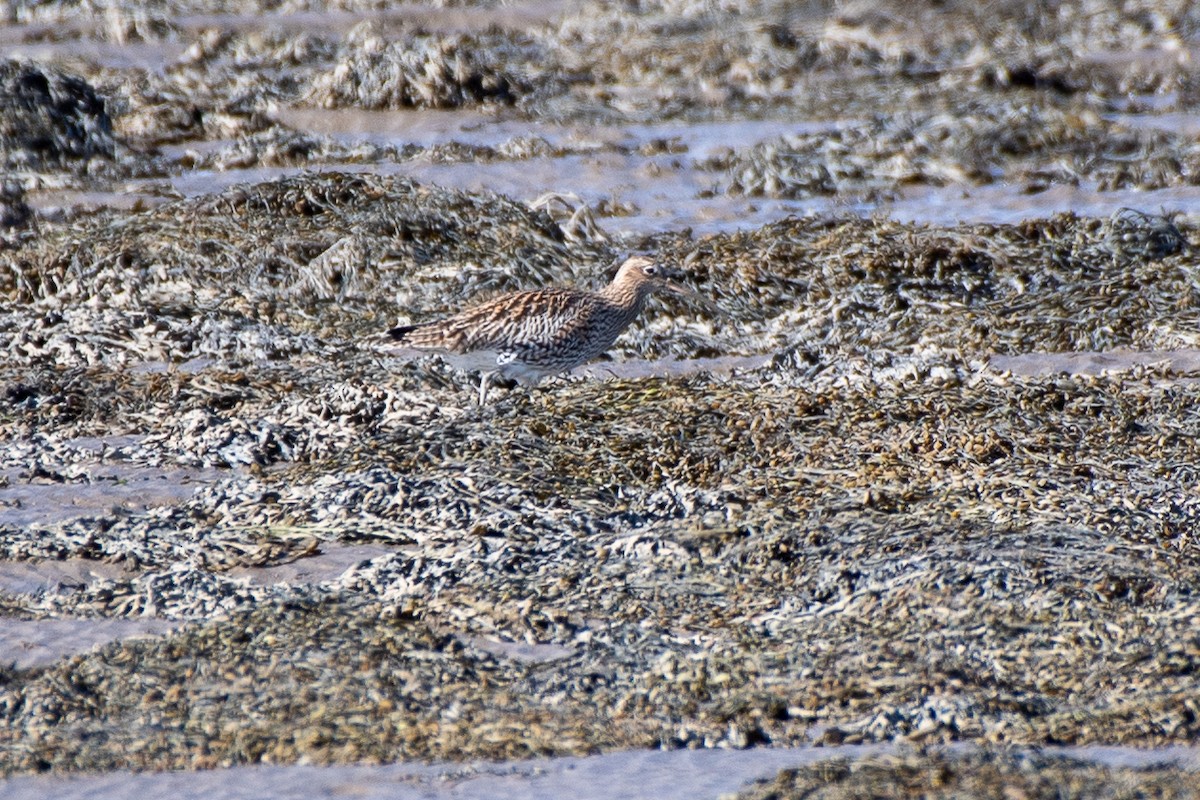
418,288,601,354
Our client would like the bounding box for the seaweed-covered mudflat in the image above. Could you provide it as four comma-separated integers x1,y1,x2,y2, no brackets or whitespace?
2,0,1200,795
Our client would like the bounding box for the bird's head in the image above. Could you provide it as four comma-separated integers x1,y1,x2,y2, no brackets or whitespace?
611,255,693,298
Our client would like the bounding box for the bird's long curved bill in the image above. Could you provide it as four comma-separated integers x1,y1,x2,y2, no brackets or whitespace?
663,279,694,296
661,272,725,316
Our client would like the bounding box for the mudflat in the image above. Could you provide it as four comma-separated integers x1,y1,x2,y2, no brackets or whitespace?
2,0,1200,795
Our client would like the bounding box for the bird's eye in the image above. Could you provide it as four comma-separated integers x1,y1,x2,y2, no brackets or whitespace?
643,265,657,276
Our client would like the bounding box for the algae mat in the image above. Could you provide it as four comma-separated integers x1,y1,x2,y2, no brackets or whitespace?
1,172,1199,773
3,0,1200,788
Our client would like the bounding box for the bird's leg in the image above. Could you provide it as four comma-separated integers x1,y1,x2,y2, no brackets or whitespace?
477,371,494,405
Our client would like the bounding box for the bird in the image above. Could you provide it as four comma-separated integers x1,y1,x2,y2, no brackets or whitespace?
386,256,692,404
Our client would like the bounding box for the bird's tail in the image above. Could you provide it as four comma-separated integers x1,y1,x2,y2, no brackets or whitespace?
388,323,420,342
358,322,427,355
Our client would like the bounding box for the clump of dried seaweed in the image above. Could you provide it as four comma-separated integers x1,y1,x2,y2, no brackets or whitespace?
703,103,1200,200
0,60,115,174
1,597,627,772
176,129,415,172
0,172,612,369
4,0,1194,187
648,208,1196,358
0,172,1194,420
305,34,519,110
0,182,32,233
5,348,1200,772
736,748,1199,800
4,0,1200,781
8,1,176,42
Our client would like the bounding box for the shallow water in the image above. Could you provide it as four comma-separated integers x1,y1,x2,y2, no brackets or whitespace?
989,349,1200,377
10,0,1200,236
0,743,1196,800
0,464,216,528
0,617,180,670
885,181,1200,227
30,107,1200,236
0,433,220,528
0,542,391,668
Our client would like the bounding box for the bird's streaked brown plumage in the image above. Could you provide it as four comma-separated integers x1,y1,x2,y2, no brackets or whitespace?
388,256,690,403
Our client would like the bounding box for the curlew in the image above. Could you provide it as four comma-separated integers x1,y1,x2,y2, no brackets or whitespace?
386,256,692,404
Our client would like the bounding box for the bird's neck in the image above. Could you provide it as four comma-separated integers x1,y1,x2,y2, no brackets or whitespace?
599,281,647,315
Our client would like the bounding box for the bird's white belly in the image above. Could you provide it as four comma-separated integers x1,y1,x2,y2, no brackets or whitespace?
441,350,553,384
